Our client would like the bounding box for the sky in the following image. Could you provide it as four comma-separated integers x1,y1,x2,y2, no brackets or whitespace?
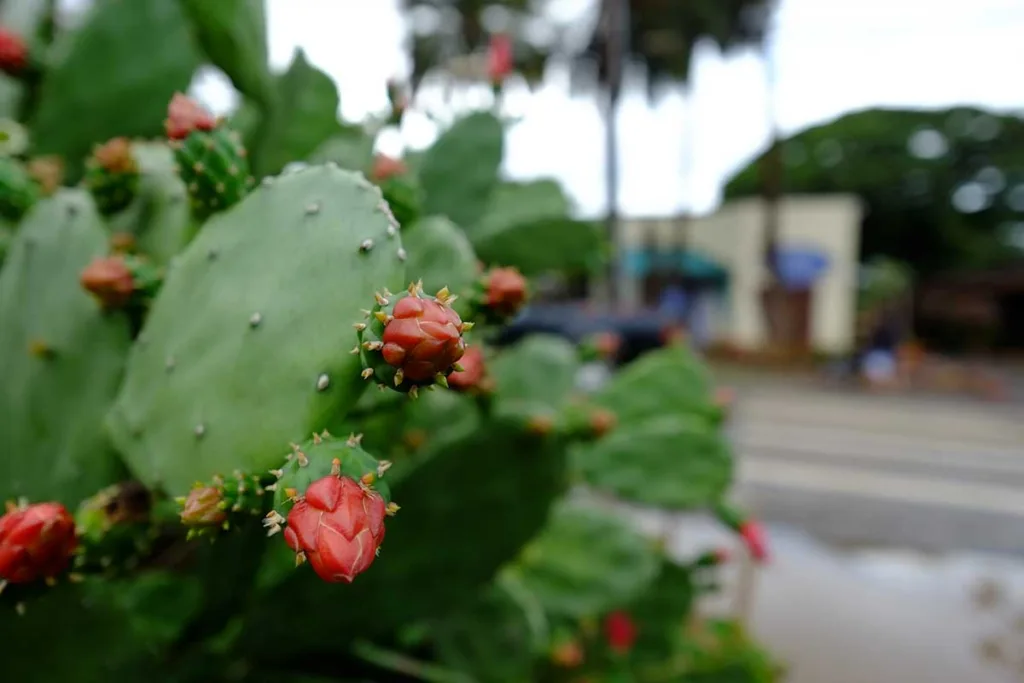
193,0,1024,219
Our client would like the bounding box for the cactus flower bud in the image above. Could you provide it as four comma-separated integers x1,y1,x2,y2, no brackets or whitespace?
447,345,488,393
588,408,617,437
739,519,769,562
484,267,527,316
164,93,216,141
357,282,469,394
180,487,227,527
27,156,64,197
487,33,513,85
284,475,387,583
0,27,28,75
0,502,77,584
80,256,135,309
603,611,637,655
550,639,585,667
370,154,407,184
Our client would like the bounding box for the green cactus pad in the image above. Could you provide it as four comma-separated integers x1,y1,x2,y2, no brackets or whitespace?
106,164,406,495
623,558,697,666
505,501,661,618
400,216,479,311
130,141,192,266
0,190,131,505
489,334,581,423
377,175,422,230
570,347,733,509
0,155,39,222
172,124,253,222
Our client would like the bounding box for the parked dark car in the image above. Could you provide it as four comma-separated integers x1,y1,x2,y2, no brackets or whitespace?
494,304,683,366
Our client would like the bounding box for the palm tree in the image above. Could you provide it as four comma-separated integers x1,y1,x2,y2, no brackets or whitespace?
400,0,778,305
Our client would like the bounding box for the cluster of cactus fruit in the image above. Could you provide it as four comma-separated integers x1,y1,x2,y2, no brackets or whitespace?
0,8,777,681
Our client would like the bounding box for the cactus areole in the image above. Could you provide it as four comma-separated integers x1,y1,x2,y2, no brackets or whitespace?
356,281,471,395
0,502,77,584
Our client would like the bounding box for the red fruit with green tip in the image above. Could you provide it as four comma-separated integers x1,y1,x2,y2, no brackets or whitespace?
487,33,513,85
284,474,387,583
80,256,134,309
604,611,637,654
357,282,470,394
0,502,77,584
164,92,216,140
0,27,28,75
447,345,489,393
740,519,769,562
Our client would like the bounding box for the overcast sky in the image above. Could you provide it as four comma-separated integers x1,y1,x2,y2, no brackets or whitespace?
195,0,1024,218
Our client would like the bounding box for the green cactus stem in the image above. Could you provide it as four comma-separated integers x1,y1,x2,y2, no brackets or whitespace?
165,93,253,222
74,481,154,575
83,137,141,216
177,470,274,538
0,156,40,222
356,281,473,397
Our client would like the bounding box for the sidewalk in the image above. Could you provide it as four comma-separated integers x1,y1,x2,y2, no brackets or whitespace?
607,501,1022,683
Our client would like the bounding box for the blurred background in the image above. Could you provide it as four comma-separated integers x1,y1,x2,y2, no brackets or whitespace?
67,0,1024,680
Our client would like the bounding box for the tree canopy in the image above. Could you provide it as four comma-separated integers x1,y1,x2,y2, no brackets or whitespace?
401,0,775,95
723,107,1024,275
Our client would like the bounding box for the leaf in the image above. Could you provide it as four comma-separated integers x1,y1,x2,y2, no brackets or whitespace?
30,0,202,173
401,215,478,303
0,190,131,505
180,0,274,107
419,112,504,228
490,334,581,421
250,49,342,177
470,180,605,275
508,502,661,617
572,415,733,509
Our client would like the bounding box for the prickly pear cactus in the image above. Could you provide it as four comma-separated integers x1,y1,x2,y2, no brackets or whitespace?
400,216,479,310
128,141,191,266
0,154,38,221
83,137,140,216
0,189,132,505
107,164,406,495
169,100,253,222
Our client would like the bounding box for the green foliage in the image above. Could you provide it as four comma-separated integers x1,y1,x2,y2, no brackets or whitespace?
572,346,733,508
401,215,479,306
179,0,273,108
0,154,39,221
30,0,201,174
489,334,581,421
106,166,405,494
0,190,130,505
129,141,192,266
249,50,343,178
419,111,504,228
507,502,661,617
724,106,1024,273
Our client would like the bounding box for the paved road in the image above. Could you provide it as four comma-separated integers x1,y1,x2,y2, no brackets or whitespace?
727,386,1024,555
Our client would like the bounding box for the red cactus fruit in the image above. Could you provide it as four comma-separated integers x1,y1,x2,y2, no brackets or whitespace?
447,345,487,392
381,292,466,383
739,519,769,563
589,408,617,437
0,28,28,75
551,639,585,668
482,266,528,318
604,611,638,654
593,331,622,360
164,92,216,141
487,32,513,84
370,154,407,184
284,474,387,583
92,137,137,174
179,487,227,527
80,256,134,309
0,502,77,584
526,414,555,436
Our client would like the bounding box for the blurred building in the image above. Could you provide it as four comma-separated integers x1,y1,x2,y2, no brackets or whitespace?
618,195,863,354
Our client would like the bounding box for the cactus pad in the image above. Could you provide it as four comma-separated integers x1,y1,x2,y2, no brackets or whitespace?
0,190,132,505
0,155,38,221
106,165,406,495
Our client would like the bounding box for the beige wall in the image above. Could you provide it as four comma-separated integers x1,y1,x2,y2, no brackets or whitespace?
619,194,862,353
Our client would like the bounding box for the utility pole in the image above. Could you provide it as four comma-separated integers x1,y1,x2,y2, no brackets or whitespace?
601,0,630,309
759,15,784,346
